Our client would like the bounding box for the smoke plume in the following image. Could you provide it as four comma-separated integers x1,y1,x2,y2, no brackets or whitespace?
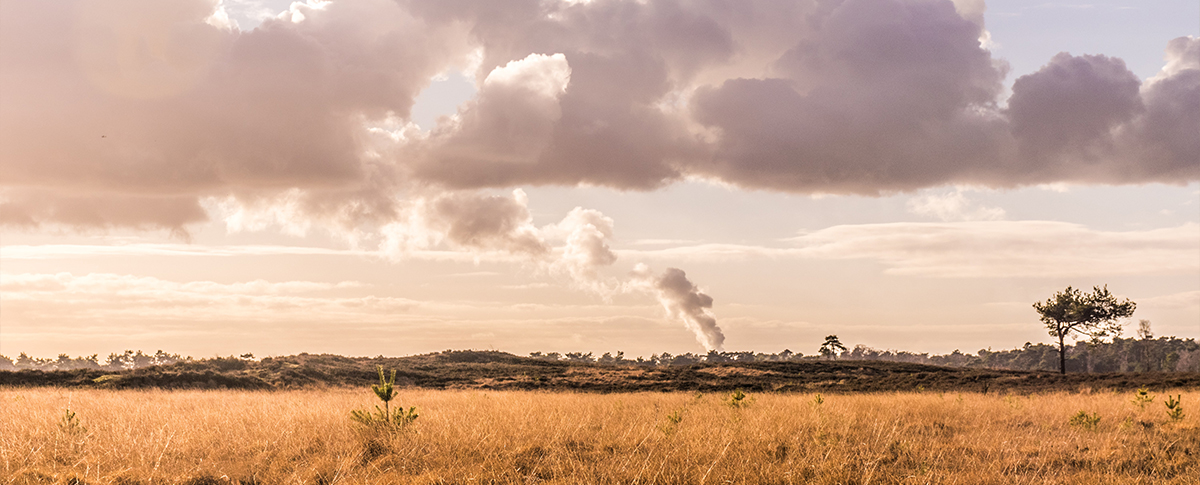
632,264,725,351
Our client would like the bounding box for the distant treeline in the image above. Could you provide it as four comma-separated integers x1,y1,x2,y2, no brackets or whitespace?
4,336,1197,373
529,336,1200,373
0,350,189,372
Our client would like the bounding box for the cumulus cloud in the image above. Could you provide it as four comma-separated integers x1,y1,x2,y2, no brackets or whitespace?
414,53,573,186
1122,37,1200,180
2,0,1196,232
547,207,620,293
1008,53,1142,159
692,0,1009,193
1,0,471,231
427,189,550,256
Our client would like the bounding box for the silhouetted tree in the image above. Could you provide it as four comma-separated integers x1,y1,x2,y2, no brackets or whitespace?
1137,319,1154,340
819,335,847,360
1033,285,1135,374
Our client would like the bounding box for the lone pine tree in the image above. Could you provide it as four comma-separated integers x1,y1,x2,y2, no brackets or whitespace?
1033,285,1135,374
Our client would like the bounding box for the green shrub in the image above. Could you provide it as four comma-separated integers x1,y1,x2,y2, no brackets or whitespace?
58,408,86,436
1131,388,1154,409
726,389,752,409
350,366,418,429
660,409,685,436
1068,410,1100,430
1165,395,1184,421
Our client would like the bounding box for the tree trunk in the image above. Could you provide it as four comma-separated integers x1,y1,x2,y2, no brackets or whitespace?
1058,334,1067,374
1120,339,1128,373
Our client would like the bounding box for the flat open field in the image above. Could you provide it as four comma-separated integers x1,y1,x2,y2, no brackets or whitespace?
3,388,1197,484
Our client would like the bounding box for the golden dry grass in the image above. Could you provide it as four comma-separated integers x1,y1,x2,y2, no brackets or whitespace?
2,387,1197,484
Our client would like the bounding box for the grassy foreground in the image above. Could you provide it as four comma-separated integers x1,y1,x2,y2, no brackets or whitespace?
2,388,1197,484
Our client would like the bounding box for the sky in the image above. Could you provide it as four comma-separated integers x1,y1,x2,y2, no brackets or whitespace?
1,0,1197,359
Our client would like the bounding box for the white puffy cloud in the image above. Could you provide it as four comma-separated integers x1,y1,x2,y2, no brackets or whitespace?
547,207,620,294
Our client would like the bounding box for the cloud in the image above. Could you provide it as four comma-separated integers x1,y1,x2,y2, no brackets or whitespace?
9,219,1195,281
691,0,1010,193
1008,53,1142,161
1,0,472,231
427,189,550,256
907,187,1005,221
0,272,417,322
546,207,620,294
0,272,360,294
792,221,1199,278
414,53,573,186
0,243,504,263
2,0,1196,232
1136,290,1200,310
620,221,1199,278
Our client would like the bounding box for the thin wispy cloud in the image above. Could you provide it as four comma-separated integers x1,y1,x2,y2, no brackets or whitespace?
622,222,1199,278
8,221,1197,280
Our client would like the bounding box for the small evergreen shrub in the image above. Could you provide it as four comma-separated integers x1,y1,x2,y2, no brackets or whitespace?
1165,395,1184,421
1068,410,1100,430
726,389,752,408
58,408,86,436
1131,388,1154,409
350,366,418,429
660,409,685,436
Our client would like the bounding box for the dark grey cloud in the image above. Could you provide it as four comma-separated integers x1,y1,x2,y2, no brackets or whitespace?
428,190,549,256
1008,53,1143,162
1,0,469,230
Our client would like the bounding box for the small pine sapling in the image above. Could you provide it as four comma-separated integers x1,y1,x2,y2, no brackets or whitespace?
660,409,685,436
58,408,86,436
1165,395,1184,421
1068,410,1101,430
1131,388,1154,409
726,389,752,408
351,366,418,429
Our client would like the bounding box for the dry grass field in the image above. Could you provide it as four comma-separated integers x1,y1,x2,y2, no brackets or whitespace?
2,387,1197,484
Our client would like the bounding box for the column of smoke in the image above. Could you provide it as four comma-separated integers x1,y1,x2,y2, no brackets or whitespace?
630,264,724,352
552,208,724,351
388,189,725,351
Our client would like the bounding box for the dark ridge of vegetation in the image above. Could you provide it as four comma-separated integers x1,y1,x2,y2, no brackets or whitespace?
847,336,1200,373
5,336,1195,373
526,336,1199,373
2,349,1197,393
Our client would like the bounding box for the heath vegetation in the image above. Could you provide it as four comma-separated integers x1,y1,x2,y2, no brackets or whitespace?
3,387,1197,484
4,350,1199,394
